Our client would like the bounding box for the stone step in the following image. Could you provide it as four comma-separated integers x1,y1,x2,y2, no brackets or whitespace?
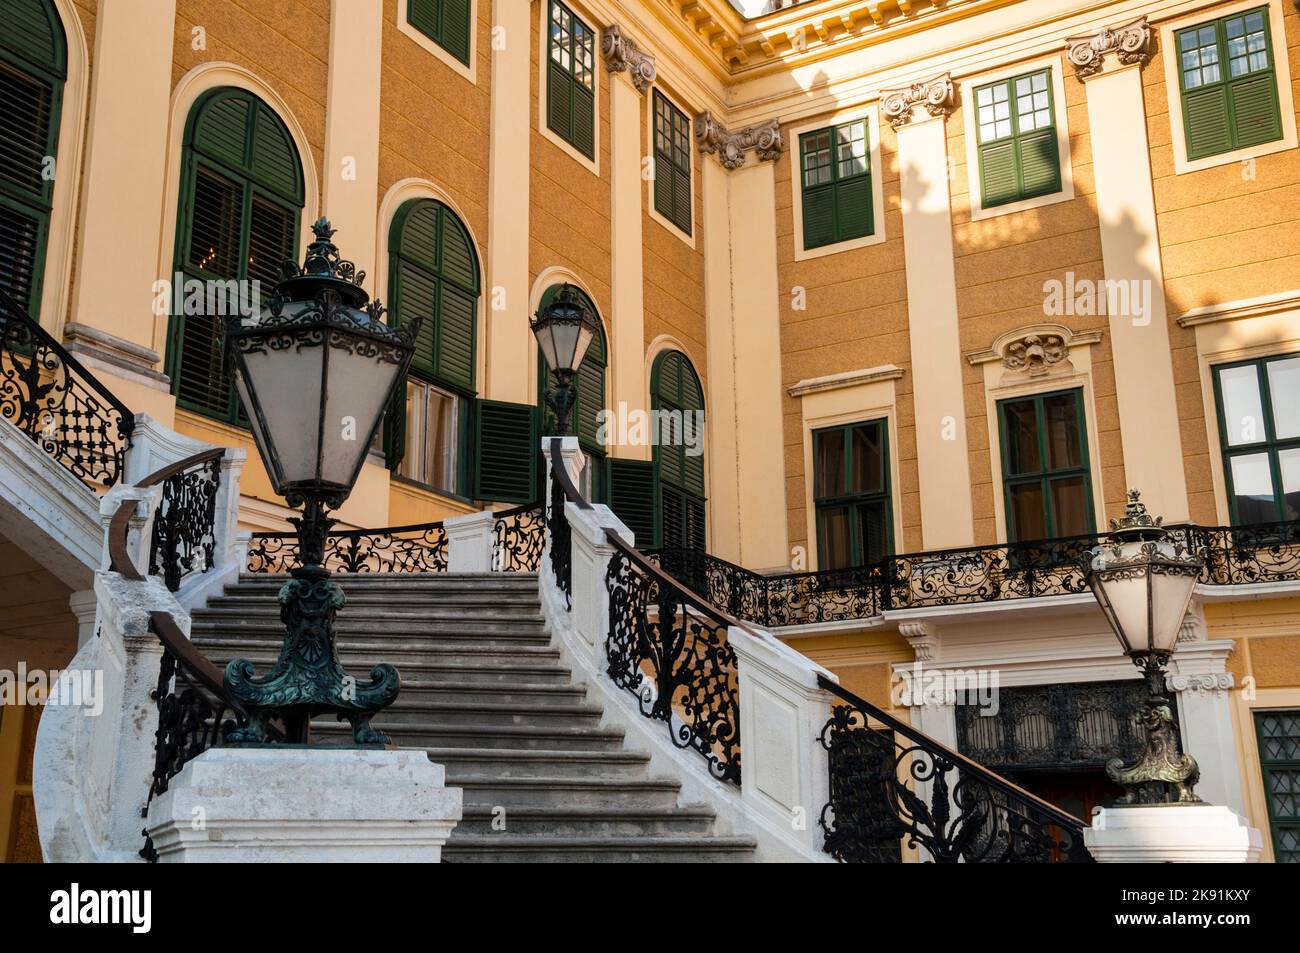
347,699,606,730
380,682,588,706
208,594,544,612
453,805,718,837
190,616,549,639
451,774,682,810
235,573,538,593
311,720,628,752
420,747,650,780
193,638,564,669
440,835,757,863
194,652,573,686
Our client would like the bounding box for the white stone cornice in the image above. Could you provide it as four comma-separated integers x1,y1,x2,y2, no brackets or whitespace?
787,363,904,398
695,110,783,168
880,73,954,129
601,25,656,94
964,323,1103,369
1065,16,1152,79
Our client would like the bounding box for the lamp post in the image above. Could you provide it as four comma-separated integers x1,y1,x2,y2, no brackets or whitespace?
221,218,422,745
1084,489,1205,804
530,284,601,436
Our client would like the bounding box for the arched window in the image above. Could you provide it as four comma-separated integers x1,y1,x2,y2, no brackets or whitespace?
0,0,66,318
537,284,606,501
384,198,480,496
167,87,305,422
652,349,706,550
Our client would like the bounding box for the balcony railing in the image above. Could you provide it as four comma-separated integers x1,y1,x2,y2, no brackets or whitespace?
653,518,1300,628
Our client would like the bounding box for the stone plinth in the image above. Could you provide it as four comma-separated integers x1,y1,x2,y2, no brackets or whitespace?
1085,804,1262,863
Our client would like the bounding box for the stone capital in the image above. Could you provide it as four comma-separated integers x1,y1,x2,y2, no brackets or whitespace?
1065,16,1153,79
880,74,955,130
1166,672,1235,695
898,620,941,662
601,24,656,93
695,111,783,169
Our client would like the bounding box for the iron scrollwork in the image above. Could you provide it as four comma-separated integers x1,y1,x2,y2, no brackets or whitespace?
150,455,221,592
548,468,573,607
0,289,134,487
246,521,449,574
818,678,1092,863
605,546,741,784
493,502,545,572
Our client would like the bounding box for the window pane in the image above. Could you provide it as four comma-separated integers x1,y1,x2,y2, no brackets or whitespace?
836,121,867,179
848,422,884,494
857,500,888,564
1002,399,1042,475
1180,24,1221,88
1218,363,1265,446
1266,356,1300,440
398,380,425,482
1226,11,1270,77
1050,476,1090,536
188,167,241,278
802,130,832,187
815,430,846,499
1230,452,1277,523
425,387,457,492
1043,392,1084,470
818,507,852,570
1008,482,1047,541
1281,448,1300,521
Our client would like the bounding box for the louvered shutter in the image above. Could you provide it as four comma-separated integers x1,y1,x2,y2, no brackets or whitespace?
572,83,595,158
1017,128,1061,199
474,399,537,503
548,59,572,143
654,152,674,222
1229,72,1282,149
441,0,472,66
607,458,657,549
673,163,692,235
383,384,407,471
834,176,873,243
978,139,1020,208
407,0,439,41
802,185,836,250
1183,86,1231,160
0,204,41,314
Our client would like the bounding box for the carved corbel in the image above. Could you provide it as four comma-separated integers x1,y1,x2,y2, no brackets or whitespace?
695,111,784,169
898,621,941,662
601,25,656,94
1165,673,1235,695
880,73,955,130
1065,16,1153,79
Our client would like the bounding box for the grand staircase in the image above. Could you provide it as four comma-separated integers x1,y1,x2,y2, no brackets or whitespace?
190,571,757,862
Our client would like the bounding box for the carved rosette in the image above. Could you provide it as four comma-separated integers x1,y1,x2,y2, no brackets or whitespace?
695,110,784,169
880,74,955,130
1003,333,1068,377
1066,16,1153,79
601,24,656,94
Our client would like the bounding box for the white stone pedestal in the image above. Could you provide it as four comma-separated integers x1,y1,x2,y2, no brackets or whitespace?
145,747,462,862
1085,804,1262,863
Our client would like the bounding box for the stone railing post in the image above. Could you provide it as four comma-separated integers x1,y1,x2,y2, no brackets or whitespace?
567,502,633,668
729,625,838,861
122,412,214,484
445,510,498,572
98,483,162,575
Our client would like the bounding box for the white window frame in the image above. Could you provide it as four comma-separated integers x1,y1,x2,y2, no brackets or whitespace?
398,0,478,86
789,105,887,261
1160,0,1297,175
958,54,1074,222
645,83,696,248
399,377,461,495
537,0,601,176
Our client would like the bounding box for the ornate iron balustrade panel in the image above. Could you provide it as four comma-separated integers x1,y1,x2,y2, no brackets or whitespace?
246,522,448,574
0,290,134,487
605,544,741,784
1185,520,1300,587
548,467,573,606
149,455,221,592
493,502,545,572
818,677,1092,863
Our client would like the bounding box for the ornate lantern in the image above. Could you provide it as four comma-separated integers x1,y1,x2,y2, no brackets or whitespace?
530,283,600,436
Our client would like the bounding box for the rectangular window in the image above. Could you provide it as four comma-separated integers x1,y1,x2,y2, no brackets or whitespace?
1214,353,1300,524
813,420,892,570
399,377,459,494
1254,710,1300,863
974,69,1061,209
800,119,873,250
545,0,595,159
407,0,473,67
998,389,1094,542
1176,7,1282,160
653,90,692,236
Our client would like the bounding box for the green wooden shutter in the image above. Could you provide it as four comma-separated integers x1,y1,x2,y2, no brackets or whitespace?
407,0,439,41
654,150,674,222
441,0,472,66
979,139,1020,208
802,185,836,249
801,121,873,250
1017,127,1061,198
1230,72,1282,148
572,83,595,158
1183,86,1232,159
548,59,572,143
606,458,657,548
383,384,407,470
474,399,537,503
672,163,692,235
834,176,873,242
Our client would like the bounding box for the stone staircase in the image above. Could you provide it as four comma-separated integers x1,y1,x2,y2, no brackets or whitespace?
190,572,757,862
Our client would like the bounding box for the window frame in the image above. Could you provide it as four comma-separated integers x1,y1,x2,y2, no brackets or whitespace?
650,349,706,550
996,387,1096,543
1211,351,1300,525
541,0,598,168
648,87,694,244
812,418,894,570
397,375,462,495
1252,708,1300,864
1160,0,1297,174
398,0,477,85
796,115,878,254
958,57,1074,222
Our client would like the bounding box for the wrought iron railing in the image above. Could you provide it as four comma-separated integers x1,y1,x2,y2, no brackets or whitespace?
493,501,545,571
246,519,449,574
817,676,1093,863
652,518,1300,628
547,440,582,607
0,288,135,487
146,449,223,592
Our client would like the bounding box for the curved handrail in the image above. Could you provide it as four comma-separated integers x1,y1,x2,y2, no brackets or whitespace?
547,438,592,510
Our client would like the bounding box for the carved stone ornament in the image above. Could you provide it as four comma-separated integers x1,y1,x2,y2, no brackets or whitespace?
880,74,955,130
695,111,783,169
1065,16,1153,79
1003,333,1068,377
1165,673,1235,695
601,25,656,94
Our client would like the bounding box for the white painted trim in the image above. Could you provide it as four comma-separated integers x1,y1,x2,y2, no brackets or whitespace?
536,0,601,176
787,104,887,261
1177,289,1300,327
157,63,322,363
645,84,697,248
1159,0,1298,175
959,53,1075,222
788,364,905,398
396,0,478,85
